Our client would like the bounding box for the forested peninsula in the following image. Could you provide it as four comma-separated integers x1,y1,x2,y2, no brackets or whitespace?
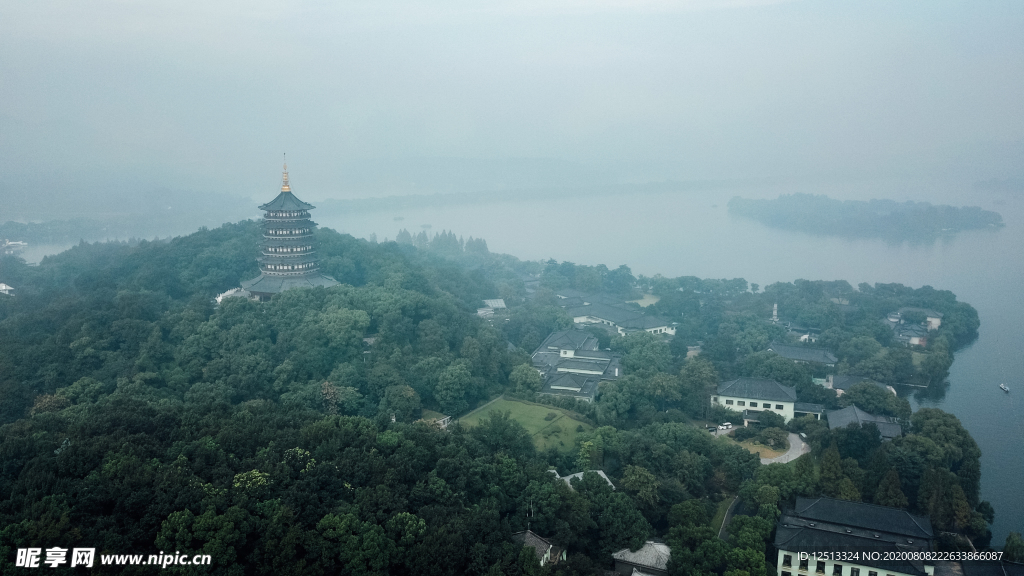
0,221,1008,575
728,194,1003,241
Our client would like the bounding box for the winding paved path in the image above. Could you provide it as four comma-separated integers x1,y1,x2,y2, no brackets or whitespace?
760,433,808,465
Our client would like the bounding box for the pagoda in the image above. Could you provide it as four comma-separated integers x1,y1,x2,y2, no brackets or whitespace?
240,162,339,300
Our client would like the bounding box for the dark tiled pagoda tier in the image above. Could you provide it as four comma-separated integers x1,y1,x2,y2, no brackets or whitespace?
241,165,339,300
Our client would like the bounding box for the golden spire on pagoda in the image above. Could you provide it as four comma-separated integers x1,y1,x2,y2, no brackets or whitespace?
281,154,291,192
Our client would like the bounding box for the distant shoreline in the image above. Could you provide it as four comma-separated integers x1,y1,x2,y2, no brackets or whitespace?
728,193,1003,242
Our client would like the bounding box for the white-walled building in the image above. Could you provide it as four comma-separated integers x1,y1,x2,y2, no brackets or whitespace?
775,497,935,576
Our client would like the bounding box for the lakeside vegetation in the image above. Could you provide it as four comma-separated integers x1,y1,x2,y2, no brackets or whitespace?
728,194,1003,242
0,220,1008,574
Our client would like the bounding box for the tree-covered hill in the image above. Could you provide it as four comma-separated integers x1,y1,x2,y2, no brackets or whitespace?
728,194,1003,242
0,221,1000,573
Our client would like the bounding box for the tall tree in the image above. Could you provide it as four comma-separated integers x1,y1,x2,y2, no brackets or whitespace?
873,468,908,509
819,444,845,498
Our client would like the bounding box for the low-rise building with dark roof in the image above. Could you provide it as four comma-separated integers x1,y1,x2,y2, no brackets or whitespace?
794,402,825,420
775,497,935,576
767,342,838,367
894,307,944,331
531,329,622,402
713,377,801,423
827,406,902,440
883,308,943,346
562,296,676,336
542,373,600,401
882,315,930,347
826,375,896,397
612,541,671,576
511,530,565,567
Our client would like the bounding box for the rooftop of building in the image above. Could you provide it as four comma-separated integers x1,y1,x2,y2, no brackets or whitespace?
775,497,935,576
240,272,339,295
536,329,599,353
618,315,673,330
792,496,933,539
830,374,884,391
827,406,902,439
767,342,838,364
565,302,643,325
794,402,826,414
612,541,671,571
511,530,552,564
897,307,944,318
259,191,316,212
718,377,798,403
541,373,600,400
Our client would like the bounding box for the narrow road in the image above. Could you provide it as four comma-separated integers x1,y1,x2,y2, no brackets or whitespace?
760,433,808,465
718,496,740,540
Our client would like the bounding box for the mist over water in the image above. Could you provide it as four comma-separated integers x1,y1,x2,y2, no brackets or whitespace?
320,178,1024,544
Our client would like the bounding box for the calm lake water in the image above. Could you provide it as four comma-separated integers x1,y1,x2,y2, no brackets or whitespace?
322,178,1024,545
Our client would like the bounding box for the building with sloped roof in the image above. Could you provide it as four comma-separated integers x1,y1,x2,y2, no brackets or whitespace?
827,406,902,440
612,541,671,576
542,373,600,401
775,497,934,576
713,377,803,423
531,329,622,402
826,375,896,397
560,292,676,336
767,342,838,367
240,163,339,300
511,529,565,567
895,307,944,331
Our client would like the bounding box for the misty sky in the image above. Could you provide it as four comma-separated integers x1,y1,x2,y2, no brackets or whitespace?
2,0,1022,205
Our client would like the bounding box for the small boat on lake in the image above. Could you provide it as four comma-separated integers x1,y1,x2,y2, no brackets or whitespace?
1000,383,1010,393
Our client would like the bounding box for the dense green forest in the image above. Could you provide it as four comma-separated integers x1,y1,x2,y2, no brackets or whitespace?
728,194,1003,241
0,221,1003,574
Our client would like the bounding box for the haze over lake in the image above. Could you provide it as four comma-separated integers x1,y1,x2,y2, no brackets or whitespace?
314,178,1024,545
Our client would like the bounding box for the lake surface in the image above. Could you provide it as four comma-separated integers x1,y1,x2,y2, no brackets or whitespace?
322,178,1024,545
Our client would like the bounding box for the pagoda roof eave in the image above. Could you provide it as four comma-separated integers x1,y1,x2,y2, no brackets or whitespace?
258,191,315,212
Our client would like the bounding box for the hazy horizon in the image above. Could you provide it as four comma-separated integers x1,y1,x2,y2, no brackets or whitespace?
2,0,1023,212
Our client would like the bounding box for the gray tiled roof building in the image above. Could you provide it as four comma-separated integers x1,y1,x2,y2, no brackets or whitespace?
827,406,902,440
766,342,838,366
775,497,934,576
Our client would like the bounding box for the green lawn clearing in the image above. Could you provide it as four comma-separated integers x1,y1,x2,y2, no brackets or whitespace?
459,398,594,453
719,433,788,459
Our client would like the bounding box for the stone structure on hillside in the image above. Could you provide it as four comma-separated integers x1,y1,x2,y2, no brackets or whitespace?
239,162,339,301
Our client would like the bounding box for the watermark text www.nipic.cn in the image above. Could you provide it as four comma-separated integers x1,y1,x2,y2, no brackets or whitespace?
16,548,213,569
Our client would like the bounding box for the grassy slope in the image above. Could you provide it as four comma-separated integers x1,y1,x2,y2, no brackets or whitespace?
460,397,594,453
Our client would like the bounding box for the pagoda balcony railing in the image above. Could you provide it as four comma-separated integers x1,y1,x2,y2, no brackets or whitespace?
261,262,319,273
261,270,321,277
264,229,312,236
264,211,310,219
263,245,314,255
